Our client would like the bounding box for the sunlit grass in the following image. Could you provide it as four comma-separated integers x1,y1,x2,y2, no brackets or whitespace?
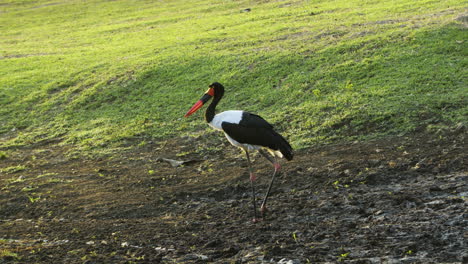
0,0,466,153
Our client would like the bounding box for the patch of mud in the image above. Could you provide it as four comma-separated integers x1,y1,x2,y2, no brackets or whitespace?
0,131,466,263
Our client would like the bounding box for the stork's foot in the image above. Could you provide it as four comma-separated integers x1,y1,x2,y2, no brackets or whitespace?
252,217,263,223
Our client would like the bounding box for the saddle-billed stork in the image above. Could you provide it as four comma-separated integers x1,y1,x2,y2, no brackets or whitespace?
184,82,293,222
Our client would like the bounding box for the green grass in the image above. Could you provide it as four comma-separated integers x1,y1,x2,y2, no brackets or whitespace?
0,249,19,260
0,151,7,159
0,0,466,153
1,165,27,174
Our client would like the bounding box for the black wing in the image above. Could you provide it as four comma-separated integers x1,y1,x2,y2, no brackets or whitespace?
222,122,276,148
221,112,293,160
237,112,273,129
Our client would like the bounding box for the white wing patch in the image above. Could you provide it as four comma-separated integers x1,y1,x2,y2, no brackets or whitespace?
209,110,243,130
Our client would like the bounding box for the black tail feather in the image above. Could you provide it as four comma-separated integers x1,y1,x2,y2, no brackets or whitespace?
272,131,293,161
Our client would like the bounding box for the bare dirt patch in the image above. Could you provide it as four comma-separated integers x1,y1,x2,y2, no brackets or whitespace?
0,131,466,263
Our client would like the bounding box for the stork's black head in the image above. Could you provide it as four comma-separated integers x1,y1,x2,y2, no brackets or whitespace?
184,82,225,117
208,82,225,97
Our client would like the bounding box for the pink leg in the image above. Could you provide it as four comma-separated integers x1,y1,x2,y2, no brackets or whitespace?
274,162,281,171
250,172,256,182
258,149,282,218
245,150,261,223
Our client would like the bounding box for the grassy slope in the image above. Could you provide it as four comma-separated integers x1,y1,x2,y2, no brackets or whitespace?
0,0,466,154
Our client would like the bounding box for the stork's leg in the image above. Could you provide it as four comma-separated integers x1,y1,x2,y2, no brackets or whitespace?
244,149,259,222
258,149,281,218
